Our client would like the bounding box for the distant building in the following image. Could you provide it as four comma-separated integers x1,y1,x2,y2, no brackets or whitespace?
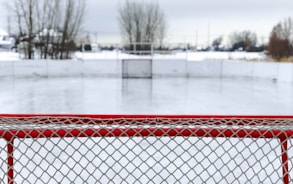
0,29,15,50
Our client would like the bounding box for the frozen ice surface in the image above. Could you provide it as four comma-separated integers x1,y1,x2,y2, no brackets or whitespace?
1,77,293,183
0,77,292,115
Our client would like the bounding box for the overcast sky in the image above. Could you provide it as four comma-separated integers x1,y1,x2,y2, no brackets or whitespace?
1,0,293,45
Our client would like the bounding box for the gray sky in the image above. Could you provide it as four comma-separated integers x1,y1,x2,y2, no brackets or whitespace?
1,0,293,45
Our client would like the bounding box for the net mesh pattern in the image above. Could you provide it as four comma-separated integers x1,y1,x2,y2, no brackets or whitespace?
0,116,292,183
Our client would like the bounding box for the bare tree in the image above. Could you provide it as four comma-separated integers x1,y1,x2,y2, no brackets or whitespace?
212,36,223,51
229,31,257,51
267,18,293,60
6,0,37,59
118,0,167,49
58,0,86,59
6,0,86,59
268,23,292,60
34,0,60,59
279,17,293,42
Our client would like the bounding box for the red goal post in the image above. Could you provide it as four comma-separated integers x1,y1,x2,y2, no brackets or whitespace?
0,114,292,184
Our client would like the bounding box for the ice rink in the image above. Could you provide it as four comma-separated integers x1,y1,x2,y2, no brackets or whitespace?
1,77,293,183
0,77,293,115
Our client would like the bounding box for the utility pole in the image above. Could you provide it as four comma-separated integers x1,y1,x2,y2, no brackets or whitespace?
95,32,98,44
207,23,210,49
7,16,11,35
195,30,198,49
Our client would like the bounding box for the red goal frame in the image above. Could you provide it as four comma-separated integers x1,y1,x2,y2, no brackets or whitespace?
0,114,293,184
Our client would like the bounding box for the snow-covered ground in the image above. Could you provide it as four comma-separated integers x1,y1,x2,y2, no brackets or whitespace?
0,51,20,61
73,50,266,61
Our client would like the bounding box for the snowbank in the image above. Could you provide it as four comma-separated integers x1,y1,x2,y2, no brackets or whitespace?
0,52,20,61
73,51,266,61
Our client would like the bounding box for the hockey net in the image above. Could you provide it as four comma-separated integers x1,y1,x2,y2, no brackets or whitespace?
0,114,292,184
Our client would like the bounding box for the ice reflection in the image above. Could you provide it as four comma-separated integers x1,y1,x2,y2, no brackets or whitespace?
0,77,292,115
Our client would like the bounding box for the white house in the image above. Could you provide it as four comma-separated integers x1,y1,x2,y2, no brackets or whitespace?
0,29,15,50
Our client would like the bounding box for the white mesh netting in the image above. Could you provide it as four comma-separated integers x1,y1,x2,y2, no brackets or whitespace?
0,115,292,184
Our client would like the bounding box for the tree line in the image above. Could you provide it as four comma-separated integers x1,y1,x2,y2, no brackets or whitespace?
212,31,263,52
118,0,166,52
268,17,293,60
5,0,293,61
118,0,293,62
222,17,293,60
6,0,85,59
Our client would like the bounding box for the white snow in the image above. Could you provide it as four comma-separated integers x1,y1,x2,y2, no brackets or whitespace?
73,50,266,61
0,51,20,61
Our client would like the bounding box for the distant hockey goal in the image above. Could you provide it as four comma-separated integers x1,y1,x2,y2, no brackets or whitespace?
122,42,153,78
0,114,292,184
122,59,152,78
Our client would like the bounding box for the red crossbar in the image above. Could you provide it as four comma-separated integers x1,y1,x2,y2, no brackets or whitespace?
0,114,292,184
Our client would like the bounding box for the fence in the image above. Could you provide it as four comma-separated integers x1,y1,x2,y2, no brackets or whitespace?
1,59,293,82
0,114,292,183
